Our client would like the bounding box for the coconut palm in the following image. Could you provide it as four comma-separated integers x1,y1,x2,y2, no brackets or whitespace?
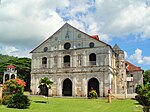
39,77,53,96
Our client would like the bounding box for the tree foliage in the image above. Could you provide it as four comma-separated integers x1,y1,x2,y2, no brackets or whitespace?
39,77,53,88
39,77,53,96
135,83,150,106
143,70,150,85
0,54,31,90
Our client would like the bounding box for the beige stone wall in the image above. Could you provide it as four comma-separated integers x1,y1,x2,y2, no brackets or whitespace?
31,71,107,97
127,71,143,93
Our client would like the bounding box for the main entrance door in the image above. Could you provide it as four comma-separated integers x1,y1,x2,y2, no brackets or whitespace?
62,78,72,96
88,78,99,97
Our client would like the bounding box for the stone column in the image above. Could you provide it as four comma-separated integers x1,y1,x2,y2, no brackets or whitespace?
35,76,39,94
82,51,87,66
103,72,110,96
36,57,40,68
34,58,37,68
109,73,112,89
57,78,62,96
0,84,2,99
114,75,117,94
3,74,5,84
57,53,62,68
31,74,36,94
72,77,77,96
82,78,87,97
50,54,54,68
72,52,77,67
31,58,34,70
100,81,103,97
9,73,11,80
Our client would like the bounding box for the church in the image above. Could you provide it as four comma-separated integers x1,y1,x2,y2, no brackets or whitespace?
30,23,143,97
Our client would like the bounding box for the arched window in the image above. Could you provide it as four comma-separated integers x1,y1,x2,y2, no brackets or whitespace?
42,57,47,68
89,53,96,65
64,55,70,67
5,74,9,82
11,74,15,79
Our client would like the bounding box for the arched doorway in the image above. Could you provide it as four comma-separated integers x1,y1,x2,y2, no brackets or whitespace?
62,78,72,96
5,74,9,82
11,74,15,79
88,78,99,97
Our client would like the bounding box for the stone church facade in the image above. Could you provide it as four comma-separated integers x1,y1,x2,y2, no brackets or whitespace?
30,23,143,97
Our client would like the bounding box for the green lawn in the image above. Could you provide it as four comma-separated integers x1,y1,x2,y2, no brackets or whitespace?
0,96,143,112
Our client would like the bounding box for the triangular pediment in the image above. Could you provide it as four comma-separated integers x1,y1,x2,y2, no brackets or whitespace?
31,23,109,53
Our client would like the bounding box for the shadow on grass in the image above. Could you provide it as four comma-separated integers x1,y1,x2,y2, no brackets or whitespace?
134,102,140,105
33,101,47,103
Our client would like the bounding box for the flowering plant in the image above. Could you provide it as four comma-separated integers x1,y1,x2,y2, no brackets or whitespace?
3,78,26,94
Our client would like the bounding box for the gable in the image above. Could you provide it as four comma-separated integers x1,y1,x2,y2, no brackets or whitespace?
30,23,110,53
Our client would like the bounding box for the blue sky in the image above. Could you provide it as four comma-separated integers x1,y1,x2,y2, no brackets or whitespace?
0,0,150,70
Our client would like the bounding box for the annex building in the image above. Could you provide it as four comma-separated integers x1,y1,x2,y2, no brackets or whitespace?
30,23,143,97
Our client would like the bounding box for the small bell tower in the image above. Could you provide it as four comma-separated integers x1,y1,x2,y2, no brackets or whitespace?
3,64,17,83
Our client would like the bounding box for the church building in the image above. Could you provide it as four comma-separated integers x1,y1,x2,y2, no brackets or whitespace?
30,23,143,97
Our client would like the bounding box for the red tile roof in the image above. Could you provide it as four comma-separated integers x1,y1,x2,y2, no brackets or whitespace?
126,61,143,72
91,35,99,41
5,64,16,68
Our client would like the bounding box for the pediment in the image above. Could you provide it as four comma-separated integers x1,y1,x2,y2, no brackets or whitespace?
31,23,108,53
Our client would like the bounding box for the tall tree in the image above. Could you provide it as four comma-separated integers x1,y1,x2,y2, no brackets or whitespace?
143,70,150,85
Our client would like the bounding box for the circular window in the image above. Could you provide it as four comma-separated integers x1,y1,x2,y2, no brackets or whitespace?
44,47,48,52
89,42,94,48
64,42,71,50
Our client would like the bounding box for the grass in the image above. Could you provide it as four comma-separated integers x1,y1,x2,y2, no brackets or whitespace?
0,96,143,112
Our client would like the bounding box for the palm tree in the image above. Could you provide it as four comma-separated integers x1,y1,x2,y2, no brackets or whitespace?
39,77,53,96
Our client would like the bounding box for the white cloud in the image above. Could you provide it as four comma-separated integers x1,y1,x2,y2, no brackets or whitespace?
0,0,150,58
129,48,150,65
93,0,150,39
0,0,65,48
143,56,150,65
124,51,128,59
0,45,18,55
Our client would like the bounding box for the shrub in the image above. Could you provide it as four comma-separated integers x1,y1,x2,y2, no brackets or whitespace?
135,83,150,106
88,90,98,99
135,84,144,95
2,95,12,105
3,78,26,94
7,93,30,109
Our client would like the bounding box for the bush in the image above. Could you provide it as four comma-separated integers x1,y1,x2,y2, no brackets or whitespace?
135,84,144,95
0,99,2,105
88,90,98,99
7,93,30,109
2,95,12,105
135,83,150,106
135,95,150,106
3,78,26,94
